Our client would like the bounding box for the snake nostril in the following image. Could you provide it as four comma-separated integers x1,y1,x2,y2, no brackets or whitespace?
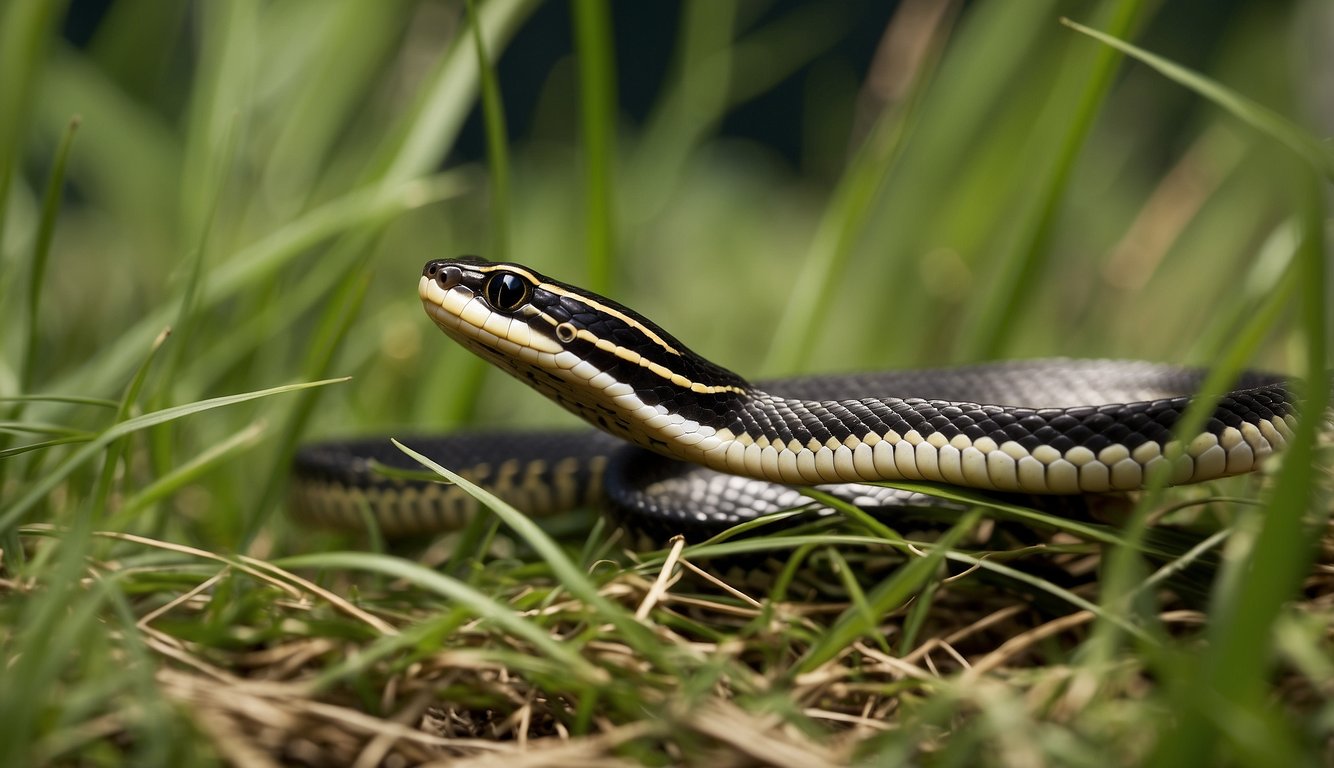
422,261,464,289
438,265,463,290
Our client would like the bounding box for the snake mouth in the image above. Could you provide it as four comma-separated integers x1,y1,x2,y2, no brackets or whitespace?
418,274,563,356
417,275,462,333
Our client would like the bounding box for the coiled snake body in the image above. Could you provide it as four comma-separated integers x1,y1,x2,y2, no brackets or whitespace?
292,258,1298,539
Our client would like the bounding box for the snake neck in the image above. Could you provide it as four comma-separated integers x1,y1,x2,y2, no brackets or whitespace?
607,389,904,486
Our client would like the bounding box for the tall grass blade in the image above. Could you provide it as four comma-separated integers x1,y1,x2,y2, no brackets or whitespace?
958,0,1148,359
0,0,66,253
1150,167,1328,768
1,377,347,532
52,173,466,400
762,0,955,374
373,0,537,188
1062,17,1334,178
466,0,513,261
794,509,980,674
572,0,617,292
278,550,607,686
21,116,78,392
390,438,674,670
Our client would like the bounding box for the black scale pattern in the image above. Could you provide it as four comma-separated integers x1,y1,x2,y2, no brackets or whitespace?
740,361,1296,454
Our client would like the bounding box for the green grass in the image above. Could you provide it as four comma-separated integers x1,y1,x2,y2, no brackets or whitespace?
2,1,1332,765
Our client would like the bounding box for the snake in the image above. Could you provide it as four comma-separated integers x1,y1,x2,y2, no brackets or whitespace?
291,256,1299,541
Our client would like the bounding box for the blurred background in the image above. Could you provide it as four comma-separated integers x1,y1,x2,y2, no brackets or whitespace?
1,0,1329,546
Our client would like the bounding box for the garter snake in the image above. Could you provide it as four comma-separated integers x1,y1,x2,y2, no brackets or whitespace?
292,257,1298,539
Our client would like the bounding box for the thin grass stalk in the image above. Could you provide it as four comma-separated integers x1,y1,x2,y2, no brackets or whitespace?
390,439,676,670
793,510,982,675
761,0,955,375
50,173,466,405
958,0,1147,359
243,265,372,548
572,0,617,292
1151,165,1329,768
100,580,179,765
259,3,409,207
467,0,513,261
372,0,537,189
0,378,345,532
112,421,266,526
1087,239,1300,661
1062,17,1334,179
177,0,255,243
0,0,66,257
280,550,606,686
88,327,171,532
21,116,78,393
1,114,79,547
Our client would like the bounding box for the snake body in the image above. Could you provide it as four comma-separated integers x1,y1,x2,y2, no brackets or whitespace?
291,257,1298,538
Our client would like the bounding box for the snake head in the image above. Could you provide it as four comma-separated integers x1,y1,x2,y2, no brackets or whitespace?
419,257,752,451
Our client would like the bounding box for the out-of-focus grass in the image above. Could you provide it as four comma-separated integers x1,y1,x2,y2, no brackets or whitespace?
0,1,1330,765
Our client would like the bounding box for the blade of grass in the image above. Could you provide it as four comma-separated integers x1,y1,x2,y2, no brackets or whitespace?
630,1,845,220
260,2,408,204
278,550,607,687
801,488,906,542
793,509,980,675
178,0,254,241
1061,17,1334,178
390,438,673,669
761,0,954,374
466,0,512,261
51,172,466,400
0,0,66,255
373,0,537,188
572,0,616,292
245,267,372,547
672,529,1140,636
0,544,113,768
0,434,95,459
1,112,79,543
20,115,78,392
0,377,348,532
826,547,892,655
0,421,92,437
96,578,179,765
1150,164,1328,768
0,395,119,408
88,326,172,529
958,0,1148,359
868,481,1132,548
112,421,267,525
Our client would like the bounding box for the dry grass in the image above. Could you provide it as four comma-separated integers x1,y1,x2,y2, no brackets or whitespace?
11,487,1331,765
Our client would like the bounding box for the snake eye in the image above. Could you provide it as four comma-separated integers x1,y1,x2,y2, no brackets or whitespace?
483,271,531,312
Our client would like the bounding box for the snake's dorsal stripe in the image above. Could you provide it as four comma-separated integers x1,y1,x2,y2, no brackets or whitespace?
526,309,748,396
